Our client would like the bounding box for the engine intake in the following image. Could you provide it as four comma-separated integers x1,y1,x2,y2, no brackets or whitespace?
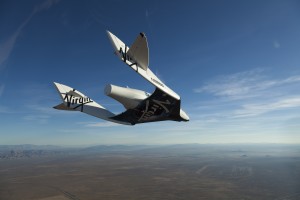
104,84,149,109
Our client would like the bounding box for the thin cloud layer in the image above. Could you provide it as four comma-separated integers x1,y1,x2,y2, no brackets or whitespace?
194,69,300,118
0,0,60,70
273,40,280,49
194,69,300,100
233,96,300,118
83,121,122,128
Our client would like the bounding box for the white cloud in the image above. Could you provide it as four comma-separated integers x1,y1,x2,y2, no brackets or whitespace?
0,106,14,114
82,121,122,128
194,68,264,99
0,32,19,69
193,69,300,122
194,69,300,100
33,0,60,13
233,96,300,118
58,129,84,133
273,40,280,49
23,114,50,124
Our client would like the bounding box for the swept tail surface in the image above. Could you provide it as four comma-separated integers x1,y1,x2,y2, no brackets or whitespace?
53,82,131,125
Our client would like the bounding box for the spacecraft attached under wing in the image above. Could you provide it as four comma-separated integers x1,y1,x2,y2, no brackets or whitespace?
53,31,189,125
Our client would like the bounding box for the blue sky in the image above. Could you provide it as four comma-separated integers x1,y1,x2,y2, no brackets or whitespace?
1,0,300,145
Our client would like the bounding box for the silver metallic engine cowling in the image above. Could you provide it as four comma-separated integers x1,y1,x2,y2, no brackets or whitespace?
104,84,149,109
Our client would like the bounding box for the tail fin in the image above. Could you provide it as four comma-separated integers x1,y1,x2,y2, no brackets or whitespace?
106,31,149,71
53,82,131,125
127,32,149,71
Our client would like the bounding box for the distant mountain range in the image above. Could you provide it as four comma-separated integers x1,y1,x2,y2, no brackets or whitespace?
1,144,299,159
0,144,155,159
0,145,66,159
0,144,62,151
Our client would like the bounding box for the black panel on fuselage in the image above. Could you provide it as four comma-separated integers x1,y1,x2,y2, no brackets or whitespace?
111,88,181,125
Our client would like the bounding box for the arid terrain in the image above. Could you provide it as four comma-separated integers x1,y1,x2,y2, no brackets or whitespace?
0,144,299,200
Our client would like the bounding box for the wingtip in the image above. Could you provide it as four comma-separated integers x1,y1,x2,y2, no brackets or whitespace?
106,30,114,38
53,82,72,94
53,82,60,88
180,109,189,122
53,82,64,90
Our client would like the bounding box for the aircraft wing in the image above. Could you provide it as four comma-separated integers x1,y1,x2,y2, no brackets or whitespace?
53,82,186,126
111,87,181,125
53,82,132,125
106,31,180,100
106,31,189,124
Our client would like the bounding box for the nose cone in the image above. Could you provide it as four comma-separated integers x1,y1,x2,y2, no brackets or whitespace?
180,109,189,121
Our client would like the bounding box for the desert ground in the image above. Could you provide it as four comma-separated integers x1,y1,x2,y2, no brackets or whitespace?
0,144,299,200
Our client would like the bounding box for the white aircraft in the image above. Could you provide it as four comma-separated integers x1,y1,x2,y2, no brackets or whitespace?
53,31,189,125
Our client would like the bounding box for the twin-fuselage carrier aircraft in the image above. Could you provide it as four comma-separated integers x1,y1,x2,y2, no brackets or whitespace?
53,31,189,125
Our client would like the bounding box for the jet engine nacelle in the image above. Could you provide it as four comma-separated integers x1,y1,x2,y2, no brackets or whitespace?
104,84,149,109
